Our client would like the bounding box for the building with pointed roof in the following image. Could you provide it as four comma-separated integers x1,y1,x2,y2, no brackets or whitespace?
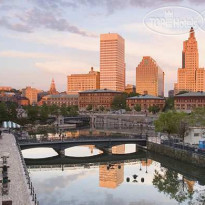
49,78,58,95
174,27,205,94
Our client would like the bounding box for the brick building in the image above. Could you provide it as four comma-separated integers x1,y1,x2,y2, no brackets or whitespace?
78,89,122,110
126,95,165,111
22,87,39,105
41,94,78,107
174,92,205,111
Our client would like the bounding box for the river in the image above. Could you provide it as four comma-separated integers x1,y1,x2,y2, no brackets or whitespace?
22,128,205,205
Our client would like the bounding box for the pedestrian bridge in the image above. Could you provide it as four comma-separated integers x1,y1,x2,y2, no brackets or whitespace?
18,135,147,155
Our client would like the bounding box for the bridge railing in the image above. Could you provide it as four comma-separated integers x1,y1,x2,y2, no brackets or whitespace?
16,134,147,144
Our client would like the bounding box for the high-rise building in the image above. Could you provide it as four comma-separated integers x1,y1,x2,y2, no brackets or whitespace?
49,78,58,95
22,86,39,105
136,56,164,97
100,33,125,92
174,27,205,94
67,67,100,94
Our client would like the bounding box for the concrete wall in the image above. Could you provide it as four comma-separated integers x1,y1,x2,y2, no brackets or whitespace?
147,141,205,168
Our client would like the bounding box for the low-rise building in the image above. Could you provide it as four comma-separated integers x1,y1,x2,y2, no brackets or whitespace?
174,92,205,111
79,89,122,110
15,96,29,106
67,67,100,94
41,94,78,107
184,127,205,145
125,84,136,94
126,94,165,111
0,92,16,103
0,86,12,91
22,86,39,105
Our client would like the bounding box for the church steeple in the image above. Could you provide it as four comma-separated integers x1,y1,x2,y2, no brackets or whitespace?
49,78,58,94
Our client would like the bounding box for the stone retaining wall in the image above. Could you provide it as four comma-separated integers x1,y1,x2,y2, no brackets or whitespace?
147,141,205,168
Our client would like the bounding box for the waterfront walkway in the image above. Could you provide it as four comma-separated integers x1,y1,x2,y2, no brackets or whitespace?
0,133,35,205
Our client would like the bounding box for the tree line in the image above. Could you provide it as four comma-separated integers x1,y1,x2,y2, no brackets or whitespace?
0,102,78,125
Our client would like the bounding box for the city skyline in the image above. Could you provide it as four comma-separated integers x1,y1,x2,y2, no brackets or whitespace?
0,1,205,96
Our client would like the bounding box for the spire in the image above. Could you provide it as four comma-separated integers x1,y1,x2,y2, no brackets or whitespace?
49,78,58,94
189,27,195,38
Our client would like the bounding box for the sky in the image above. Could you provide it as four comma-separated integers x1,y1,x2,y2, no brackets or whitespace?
0,0,205,96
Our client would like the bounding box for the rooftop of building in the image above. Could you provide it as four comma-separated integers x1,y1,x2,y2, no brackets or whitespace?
79,88,122,94
127,94,165,100
44,94,79,99
175,92,205,97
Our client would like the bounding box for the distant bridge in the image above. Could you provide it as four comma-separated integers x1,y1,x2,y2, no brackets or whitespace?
19,136,147,155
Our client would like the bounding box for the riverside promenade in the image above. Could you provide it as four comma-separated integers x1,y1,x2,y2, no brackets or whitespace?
0,133,36,205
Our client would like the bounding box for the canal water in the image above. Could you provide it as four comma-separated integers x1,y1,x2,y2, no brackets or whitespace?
23,129,205,205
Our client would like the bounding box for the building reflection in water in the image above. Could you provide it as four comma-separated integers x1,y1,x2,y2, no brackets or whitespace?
184,178,195,193
99,145,125,189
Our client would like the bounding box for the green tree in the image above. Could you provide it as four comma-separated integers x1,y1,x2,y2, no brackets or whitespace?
60,104,68,116
163,97,174,111
155,111,182,138
111,94,127,110
125,106,131,111
149,105,160,114
86,104,92,111
39,104,49,122
0,102,8,123
26,105,39,122
99,106,105,112
134,104,141,112
49,104,59,116
69,106,78,117
7,102,18,121
189,107,205,126
155,111,190,140
153,169,193,203
127,92,140,97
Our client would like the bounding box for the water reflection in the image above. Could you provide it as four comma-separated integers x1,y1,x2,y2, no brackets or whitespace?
22,148,57,159
65,145,100,157
24,145,205,205
100,145,125,189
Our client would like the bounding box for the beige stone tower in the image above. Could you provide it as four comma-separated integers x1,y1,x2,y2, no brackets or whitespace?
174,27,205,94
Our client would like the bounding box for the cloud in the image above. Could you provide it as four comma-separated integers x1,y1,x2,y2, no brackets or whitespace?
0,3,96,37
0,50,55,59
35,60,93,75
0,17,32,33
6,31,99,52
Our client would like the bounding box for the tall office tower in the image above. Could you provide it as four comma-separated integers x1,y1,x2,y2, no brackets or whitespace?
49,78,58,95
174,27,205,94
67,67,100,94
100,33,125,91
136,56,164,97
